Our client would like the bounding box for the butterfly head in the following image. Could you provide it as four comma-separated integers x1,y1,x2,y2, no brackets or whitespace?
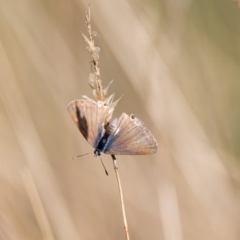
94,149,101,157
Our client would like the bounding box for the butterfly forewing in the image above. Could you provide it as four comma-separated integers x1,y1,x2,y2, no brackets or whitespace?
104,113,157,155
67,99,109,148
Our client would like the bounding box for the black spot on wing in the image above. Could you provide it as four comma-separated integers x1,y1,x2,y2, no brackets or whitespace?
75,104,88,140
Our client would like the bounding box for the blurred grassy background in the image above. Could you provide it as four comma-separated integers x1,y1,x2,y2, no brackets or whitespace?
0,0,240,239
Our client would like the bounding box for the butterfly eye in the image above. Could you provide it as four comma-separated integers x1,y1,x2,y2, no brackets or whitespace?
130,114,135,119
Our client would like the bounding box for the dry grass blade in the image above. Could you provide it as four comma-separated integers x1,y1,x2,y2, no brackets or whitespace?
0,31,80,240
83,5,104,101
83,5,121,121
21,170,55,240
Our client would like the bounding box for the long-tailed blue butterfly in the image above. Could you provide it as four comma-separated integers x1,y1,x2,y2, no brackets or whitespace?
67,97,157,156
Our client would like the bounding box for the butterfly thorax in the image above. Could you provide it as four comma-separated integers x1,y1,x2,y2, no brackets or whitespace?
94,120,117,156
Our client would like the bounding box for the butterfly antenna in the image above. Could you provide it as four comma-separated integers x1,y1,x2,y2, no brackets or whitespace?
99,156,108,176
71,153,89,160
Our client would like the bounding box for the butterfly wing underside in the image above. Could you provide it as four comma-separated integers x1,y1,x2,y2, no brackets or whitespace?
104,113,158,155
67,99,109,148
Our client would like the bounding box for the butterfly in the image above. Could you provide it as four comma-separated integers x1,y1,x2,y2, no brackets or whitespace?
67,98,158,156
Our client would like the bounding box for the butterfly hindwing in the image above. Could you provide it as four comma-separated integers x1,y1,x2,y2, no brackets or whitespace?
104,113,157,155
67,99,109,148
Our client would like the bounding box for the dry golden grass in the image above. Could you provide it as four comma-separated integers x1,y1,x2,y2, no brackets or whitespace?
0,1,240,240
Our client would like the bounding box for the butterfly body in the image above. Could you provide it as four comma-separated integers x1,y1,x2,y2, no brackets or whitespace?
93,131,113,155
67,98,157,156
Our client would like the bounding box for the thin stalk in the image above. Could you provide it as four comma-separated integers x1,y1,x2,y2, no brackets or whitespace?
111,155,130,240
82,6,130,239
